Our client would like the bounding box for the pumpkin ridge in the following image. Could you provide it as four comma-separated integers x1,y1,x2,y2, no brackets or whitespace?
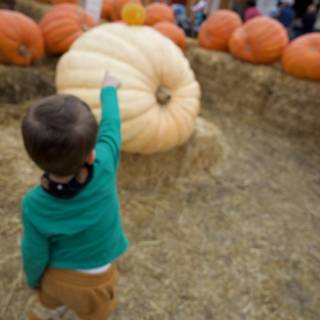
41,19,82,35
75,45,154,84
169,103,196,145
121,106,157,143
152,110,178,152
0,19,20,43
53,32,81,52
20,18,43,60
46,27,82,50
176,99,200,118
113,28,160,78
10,14,23,42
60,49,154,88
41,11,79,23
75,27,157,82
166,106,187,144
122,108,161,150
137,109,164,153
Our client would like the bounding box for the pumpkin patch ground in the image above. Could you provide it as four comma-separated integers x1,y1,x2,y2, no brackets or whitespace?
1,34,320,320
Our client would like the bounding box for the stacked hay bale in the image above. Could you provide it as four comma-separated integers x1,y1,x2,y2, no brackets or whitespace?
15,0,50,21
187,46,320,137
118,118,225,188
0,64,55,103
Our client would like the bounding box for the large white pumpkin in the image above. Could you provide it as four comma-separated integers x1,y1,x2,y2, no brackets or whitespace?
56,23,201,154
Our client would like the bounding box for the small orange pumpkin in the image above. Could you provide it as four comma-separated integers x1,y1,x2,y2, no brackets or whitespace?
198,10,242,51
121,2,146,25
144,3,175,26
40,4,97,55
282,33,320,81
0,10,44,65
102,0,113,20
112,0,142,21
229,17,288,64
154,21,186,50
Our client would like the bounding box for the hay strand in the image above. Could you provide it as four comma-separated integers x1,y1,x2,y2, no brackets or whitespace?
0,270,23,317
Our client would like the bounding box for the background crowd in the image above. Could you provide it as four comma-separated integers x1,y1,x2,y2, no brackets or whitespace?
168,0,320,38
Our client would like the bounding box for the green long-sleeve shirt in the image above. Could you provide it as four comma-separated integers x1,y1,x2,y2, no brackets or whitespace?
21,87,128,288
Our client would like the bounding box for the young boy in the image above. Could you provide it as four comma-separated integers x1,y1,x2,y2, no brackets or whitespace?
21,73,128,320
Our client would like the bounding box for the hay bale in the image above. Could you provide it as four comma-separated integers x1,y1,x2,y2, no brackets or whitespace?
15,0,50,21
186,46,320,136
263,74,320,136
0,0,16,10
0,63,55,104
118,117,225,189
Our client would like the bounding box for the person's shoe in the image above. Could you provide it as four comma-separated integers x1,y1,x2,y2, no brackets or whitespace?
28,301,68,320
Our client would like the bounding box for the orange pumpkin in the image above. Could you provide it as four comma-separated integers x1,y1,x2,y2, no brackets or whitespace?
282,33,320,81
154,21,186,50
229,17,288,64
40,4,97,55
121,2,146,25
111,0,142,21
144,3,175,26
198,10,242,51
0,10,44,65
102,0,113,20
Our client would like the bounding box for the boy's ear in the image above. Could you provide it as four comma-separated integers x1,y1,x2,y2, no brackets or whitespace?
87,150,96,165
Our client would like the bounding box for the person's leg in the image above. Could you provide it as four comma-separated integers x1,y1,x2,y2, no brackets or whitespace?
27,272,67,320
38,265,119,320
68,267,119,320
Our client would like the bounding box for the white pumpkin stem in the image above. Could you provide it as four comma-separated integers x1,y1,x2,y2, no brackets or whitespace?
156,86,171,106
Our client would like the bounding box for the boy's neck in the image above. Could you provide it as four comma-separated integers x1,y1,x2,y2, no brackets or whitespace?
47,166,89,184
48,174,74,183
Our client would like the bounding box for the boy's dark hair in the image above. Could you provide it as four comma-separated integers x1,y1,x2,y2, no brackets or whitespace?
22,94,98,176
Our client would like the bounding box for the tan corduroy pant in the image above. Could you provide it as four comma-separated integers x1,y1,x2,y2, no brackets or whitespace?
28,265,118,320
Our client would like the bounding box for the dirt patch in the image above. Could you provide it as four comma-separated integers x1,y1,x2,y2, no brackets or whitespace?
1,98,320,320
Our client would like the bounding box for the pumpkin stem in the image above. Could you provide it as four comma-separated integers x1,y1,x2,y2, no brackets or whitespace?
18,45,30,57
156,86,171,106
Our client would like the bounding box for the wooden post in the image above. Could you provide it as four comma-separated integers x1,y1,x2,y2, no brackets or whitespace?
186,0,197,36
186,0,197,18
206,0,214,15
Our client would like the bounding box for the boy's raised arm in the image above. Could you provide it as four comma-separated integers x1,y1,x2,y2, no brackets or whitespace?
95,73,122,172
